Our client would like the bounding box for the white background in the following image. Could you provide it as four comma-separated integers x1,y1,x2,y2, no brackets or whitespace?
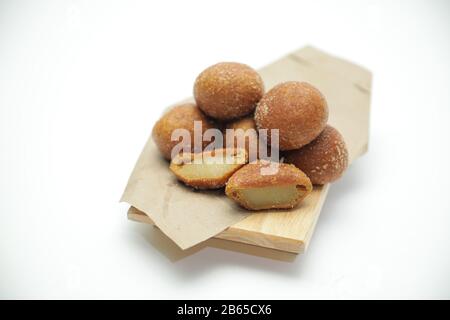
1,0,450,299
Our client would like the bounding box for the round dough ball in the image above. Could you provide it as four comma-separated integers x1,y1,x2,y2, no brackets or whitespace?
225,116,256,132
224,116,258,154
152,103,216,160
255,81,328,151
284,125,348,184
194,62,264,120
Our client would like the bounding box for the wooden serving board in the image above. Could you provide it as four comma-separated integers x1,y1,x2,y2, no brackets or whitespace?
125,46,371,254
128,184,329,253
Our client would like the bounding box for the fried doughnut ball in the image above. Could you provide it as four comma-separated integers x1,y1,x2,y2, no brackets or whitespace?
255,81,328,151
152,103,216,160
225,115,256,132
224,116,259,157
225,162,312,210
194,62,264,120
284,125,349,185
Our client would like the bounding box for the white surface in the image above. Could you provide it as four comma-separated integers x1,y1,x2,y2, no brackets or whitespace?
1,0,450,299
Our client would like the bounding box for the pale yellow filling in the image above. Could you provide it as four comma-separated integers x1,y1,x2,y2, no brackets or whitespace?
238,185,301,209
172,148,246,181
175,163,242,179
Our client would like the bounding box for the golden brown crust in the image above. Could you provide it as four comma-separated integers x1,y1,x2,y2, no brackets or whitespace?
225,162,312,210
170,148,248,189
171,170,230,189
151,103,217,160
255,81,328,151
194,62,265,120
226,162,307,188
284,125,349,185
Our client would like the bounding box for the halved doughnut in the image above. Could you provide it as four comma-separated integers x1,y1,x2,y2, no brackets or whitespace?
170,148,248,189
225,161,312,210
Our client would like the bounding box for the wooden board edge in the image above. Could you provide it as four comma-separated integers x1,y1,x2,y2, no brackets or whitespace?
303,183,330,251
127,208,303,254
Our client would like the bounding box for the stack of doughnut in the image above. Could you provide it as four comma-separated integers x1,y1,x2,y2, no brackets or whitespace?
153,61,349,186
151,61,350,210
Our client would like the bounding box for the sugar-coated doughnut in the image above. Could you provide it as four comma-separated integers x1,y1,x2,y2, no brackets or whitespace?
224,116,259,158
194,62,264,120
225,162,312,210
255,81,328,151
152,103,216,160
284,125,348,185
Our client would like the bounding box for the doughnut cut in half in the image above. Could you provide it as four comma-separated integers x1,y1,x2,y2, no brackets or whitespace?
225,162,312,210
170,148,248,189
